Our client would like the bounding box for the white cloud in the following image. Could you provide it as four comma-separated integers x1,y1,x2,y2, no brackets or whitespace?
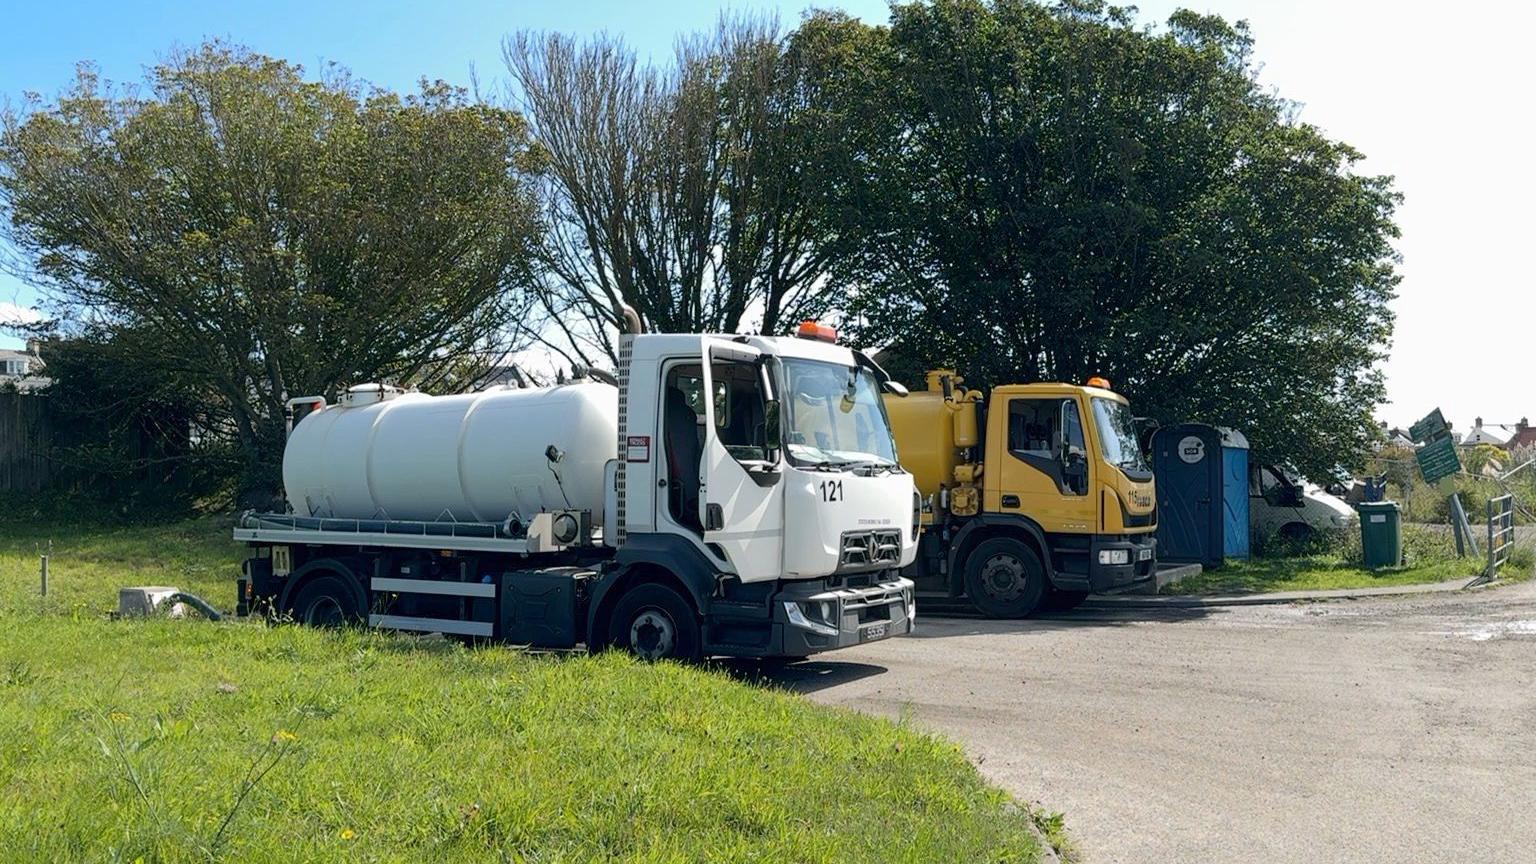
0,301,43,327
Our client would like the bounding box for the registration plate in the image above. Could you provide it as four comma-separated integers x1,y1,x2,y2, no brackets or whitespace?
861,623,887,642
1137,548,1153,562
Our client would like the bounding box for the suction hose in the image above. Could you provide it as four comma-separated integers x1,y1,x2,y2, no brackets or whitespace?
166,592,223,621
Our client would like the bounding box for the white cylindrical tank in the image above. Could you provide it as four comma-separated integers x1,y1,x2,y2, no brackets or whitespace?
283,382,618,525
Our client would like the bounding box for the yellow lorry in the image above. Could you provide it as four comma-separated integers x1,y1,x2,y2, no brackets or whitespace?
884,370,1158,617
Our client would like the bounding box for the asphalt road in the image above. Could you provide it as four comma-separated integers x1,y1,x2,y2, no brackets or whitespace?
765,581,1536,863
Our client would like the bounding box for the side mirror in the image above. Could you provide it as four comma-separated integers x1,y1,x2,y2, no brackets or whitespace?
882,380,910,397
764,399,783,457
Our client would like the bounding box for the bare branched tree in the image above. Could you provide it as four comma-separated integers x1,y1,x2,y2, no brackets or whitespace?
505,16,843,366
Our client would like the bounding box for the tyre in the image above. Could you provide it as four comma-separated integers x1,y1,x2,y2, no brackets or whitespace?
610,583,702,662
1280,522,1315,542
287,574,362,627
963,537,1047,619
1040,589,1091,613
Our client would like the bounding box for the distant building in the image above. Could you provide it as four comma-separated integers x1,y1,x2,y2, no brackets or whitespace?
1461,417,1511,449
1506,418,1536,451
1378,424,1415,449
0,341,49,392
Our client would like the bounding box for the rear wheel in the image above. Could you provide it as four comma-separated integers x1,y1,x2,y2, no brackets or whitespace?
288,575,361,627
963,537,1047,619
610,584,702,662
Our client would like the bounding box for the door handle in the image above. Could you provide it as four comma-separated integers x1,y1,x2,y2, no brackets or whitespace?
1001,494,1020,508
705,503,725,531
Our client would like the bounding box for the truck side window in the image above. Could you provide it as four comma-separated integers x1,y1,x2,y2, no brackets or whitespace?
664,362,770,468
1006,398,1088,496
709,359,771,463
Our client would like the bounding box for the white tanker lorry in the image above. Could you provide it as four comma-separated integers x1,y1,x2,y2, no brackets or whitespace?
235,319,919,661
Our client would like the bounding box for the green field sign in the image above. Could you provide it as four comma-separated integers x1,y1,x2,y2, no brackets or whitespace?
1416,436,1461,484
1409,408,1449,445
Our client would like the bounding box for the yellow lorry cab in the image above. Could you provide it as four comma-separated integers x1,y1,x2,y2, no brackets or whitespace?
884,370,1158,617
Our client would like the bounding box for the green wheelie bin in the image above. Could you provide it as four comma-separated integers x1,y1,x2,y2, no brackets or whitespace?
1358,501,1402,569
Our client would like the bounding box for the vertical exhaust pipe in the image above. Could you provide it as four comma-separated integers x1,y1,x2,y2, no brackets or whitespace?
621,304,644,335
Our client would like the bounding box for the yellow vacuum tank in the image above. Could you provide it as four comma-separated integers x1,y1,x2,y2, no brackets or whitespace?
883,370,978,503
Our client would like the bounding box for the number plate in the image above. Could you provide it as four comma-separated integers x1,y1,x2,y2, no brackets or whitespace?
861,623,887,642
1137,548,1153,562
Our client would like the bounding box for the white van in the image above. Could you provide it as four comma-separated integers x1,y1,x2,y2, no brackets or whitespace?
1249,463,1356,542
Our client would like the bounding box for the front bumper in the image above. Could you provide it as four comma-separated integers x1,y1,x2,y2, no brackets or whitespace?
1086,534,1157,593
774,575,915,656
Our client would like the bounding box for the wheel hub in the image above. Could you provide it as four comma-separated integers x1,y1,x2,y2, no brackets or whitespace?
630,609,676,661
980,553,1025,601
305,597,345,627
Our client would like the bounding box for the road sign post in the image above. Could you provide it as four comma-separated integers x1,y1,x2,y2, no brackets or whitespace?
1410,408,1467,555
1415,436,1461,485
1409,408,1462,485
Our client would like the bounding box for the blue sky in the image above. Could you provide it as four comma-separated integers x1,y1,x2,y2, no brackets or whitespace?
2,1,1531,434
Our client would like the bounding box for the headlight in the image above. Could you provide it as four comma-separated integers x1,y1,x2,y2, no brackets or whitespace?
1098,549,1130,566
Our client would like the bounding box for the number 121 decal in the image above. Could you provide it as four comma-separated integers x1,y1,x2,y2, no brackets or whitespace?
819,479,843,502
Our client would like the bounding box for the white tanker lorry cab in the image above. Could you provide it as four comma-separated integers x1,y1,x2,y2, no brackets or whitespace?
234,318,919,661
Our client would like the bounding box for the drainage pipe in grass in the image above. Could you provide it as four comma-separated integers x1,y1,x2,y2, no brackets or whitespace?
167,592,223,621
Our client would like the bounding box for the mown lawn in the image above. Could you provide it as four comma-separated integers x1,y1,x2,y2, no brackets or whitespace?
1163,523,1531,596
0,517,1049,863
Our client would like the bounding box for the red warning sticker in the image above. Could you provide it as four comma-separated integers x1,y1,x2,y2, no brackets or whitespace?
626,436,651,462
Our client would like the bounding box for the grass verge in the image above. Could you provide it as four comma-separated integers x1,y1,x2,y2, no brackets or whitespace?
1,517,1047,863
1165,523,1533,596
1163,555,1473,596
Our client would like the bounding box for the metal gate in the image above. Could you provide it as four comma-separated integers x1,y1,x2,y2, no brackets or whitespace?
1485,495,1515,581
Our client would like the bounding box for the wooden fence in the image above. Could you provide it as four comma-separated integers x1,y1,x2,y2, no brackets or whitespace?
0,390,51,492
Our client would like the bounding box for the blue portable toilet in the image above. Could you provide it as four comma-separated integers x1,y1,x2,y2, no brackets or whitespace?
1218,428,1250,561
1152,424,1251,567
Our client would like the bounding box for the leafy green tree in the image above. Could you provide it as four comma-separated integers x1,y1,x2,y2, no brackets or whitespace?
808,0,1400,479
35,329,234,518
1,43,544,503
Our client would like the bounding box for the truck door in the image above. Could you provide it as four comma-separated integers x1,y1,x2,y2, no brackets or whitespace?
697,339,785,582
995,395,1095,531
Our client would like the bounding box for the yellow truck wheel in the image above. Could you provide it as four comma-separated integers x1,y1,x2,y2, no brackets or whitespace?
963,537,1046,619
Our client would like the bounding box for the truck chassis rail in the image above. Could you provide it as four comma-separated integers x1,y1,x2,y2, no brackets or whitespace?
235,511,530,554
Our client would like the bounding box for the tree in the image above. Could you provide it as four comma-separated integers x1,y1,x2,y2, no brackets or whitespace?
504,17,842,366
811,0,1401,479
0,43,544,503
36,329,234,518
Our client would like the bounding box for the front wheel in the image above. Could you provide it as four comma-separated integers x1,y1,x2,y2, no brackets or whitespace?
610,584,702,662
963,537,1047,619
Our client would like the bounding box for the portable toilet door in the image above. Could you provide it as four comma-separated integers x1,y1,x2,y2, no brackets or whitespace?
1152,424,1225,568
1219,428,1251,561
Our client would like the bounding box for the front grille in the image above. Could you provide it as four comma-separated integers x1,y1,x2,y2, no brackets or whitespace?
839,530,902,570
1125,510,1157,529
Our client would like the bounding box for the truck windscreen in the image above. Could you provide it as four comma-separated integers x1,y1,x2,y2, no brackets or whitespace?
781,359,898,469
1091,397,1151,475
